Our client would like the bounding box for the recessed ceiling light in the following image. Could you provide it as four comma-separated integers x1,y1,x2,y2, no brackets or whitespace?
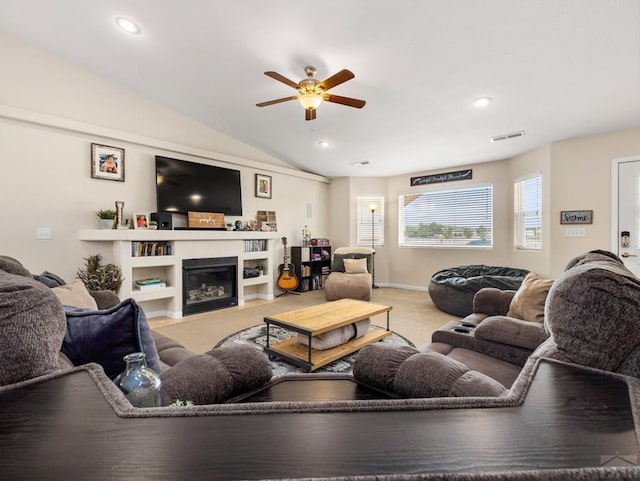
472,97,493,108
318,140,330,148
351,161,370,166
116,17,141,35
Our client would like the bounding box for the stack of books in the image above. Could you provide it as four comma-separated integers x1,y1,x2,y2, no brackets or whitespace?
135,278,166,291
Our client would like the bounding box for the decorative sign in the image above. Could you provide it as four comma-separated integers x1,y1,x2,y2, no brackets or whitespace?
188,212,225,228
560,210,593,224
411,169,472,186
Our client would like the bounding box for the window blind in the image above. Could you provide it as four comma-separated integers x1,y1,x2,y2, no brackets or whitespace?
399,184,493,247
514,175,542,250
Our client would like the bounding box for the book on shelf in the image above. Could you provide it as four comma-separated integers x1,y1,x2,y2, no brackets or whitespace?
137,282,167,291
131,241,172,257
135,277,165,286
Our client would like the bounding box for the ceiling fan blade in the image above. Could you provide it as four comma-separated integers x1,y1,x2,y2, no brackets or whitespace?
256,96,298,107
319,69,355,91
264,71,299,89
323,94,366,108
305,108,317,121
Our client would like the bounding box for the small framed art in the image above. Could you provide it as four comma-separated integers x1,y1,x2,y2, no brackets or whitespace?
133,212,150,229
91,143,125,182
255,173,272,199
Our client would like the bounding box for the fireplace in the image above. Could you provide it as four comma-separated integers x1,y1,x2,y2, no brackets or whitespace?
182,257,238,315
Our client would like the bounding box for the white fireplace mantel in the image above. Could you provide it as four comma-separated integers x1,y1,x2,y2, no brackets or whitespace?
78,229,278,318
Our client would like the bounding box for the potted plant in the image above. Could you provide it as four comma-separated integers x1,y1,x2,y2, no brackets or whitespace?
96,209,117,230
77,254,124,292
148,220,158,230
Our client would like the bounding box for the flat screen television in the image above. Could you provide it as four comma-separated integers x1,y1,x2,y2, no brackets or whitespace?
155,156,243,216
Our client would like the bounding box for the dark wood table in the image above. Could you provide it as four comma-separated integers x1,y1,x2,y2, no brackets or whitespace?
0,361,638,480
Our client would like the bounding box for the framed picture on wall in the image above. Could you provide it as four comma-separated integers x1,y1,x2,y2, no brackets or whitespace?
91,143,125,182
255,173,272,199
133,212,150,229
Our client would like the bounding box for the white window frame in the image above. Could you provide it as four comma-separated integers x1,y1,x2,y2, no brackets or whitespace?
357,195,385,247
514,174,542,250
399,183,493,248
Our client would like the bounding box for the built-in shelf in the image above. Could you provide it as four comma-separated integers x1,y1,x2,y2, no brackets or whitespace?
78,229,278,318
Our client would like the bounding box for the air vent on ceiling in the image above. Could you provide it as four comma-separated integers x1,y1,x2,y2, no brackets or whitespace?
490,131,525,142
351,161,370,166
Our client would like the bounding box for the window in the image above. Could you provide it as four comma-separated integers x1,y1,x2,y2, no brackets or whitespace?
357,195,384,247
514,174,542,250
399,184,493,247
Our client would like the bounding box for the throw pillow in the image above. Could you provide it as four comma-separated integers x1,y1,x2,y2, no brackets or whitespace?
51,278,98,310
61,298,161,379
344,257,368,274
506,272,554,323
33,270,67,288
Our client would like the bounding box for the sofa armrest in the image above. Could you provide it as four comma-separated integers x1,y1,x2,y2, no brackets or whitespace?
473,288,516,316
88,290,120,310
152,331,195,369
474,316,549,350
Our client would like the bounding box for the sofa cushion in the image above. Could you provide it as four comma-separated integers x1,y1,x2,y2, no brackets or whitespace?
474,316,548,350
0,255,33,278
352,344,418,392
543,255,640,376
51,278,98,310
61,299,161,379
0,271,67,386
160,345,272,405
343,257,368,274
506,272,553,322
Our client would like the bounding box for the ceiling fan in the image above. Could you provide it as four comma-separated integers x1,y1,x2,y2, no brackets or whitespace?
256,66,366,121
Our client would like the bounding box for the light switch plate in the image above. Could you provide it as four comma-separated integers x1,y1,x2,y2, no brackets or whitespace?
564,227,586,238
36,227,52,240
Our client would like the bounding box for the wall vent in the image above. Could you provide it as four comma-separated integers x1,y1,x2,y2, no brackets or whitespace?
490,130,525,142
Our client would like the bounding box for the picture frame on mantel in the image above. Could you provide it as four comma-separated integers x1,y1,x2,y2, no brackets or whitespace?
91,143,125,182
255,173,272,199
133,212,150,229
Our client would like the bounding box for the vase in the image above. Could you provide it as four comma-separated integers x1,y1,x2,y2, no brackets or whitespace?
114,352,162,408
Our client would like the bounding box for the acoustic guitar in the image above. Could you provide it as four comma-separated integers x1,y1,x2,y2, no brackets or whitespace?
277,237,299,292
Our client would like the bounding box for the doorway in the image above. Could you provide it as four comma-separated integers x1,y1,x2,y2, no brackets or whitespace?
612,156,640,277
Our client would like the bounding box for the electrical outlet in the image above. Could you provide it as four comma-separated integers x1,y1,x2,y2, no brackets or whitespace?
564,227,586,238
36,227,52,240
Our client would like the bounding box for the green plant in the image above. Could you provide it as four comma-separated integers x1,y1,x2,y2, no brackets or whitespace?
77,254,124,292
148,220,158,226
169,399,195,407
96,209,117,220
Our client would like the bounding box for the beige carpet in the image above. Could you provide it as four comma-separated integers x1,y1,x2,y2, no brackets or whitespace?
151,288,460,354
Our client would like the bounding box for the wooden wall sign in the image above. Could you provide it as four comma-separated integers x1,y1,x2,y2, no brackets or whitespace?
411,169,472,186
188,212,225,228
560,210,593,224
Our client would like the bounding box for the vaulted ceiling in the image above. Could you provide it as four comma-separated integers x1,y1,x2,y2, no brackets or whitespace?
1,1,639,178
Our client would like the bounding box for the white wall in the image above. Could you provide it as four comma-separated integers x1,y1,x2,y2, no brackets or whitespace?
0,32,329,282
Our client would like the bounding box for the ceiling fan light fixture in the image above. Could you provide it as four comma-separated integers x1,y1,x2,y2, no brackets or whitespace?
299,93,322,110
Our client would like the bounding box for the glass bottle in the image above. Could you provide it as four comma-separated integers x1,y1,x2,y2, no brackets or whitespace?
114,352,162,408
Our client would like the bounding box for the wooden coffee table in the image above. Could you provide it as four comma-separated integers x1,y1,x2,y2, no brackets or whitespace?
263,298,392,371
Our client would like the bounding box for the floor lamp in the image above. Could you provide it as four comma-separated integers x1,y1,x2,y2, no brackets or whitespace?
369,203,379,289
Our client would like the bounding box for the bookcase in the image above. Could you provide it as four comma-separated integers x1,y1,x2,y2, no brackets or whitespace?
290,246,331,292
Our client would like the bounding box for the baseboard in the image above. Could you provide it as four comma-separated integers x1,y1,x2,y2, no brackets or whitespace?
384,283,428,292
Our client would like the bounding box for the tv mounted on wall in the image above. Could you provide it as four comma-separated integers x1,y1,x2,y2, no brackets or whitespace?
155,156,243,216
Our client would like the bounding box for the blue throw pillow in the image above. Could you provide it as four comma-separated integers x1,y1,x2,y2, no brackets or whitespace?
61,298,162,379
